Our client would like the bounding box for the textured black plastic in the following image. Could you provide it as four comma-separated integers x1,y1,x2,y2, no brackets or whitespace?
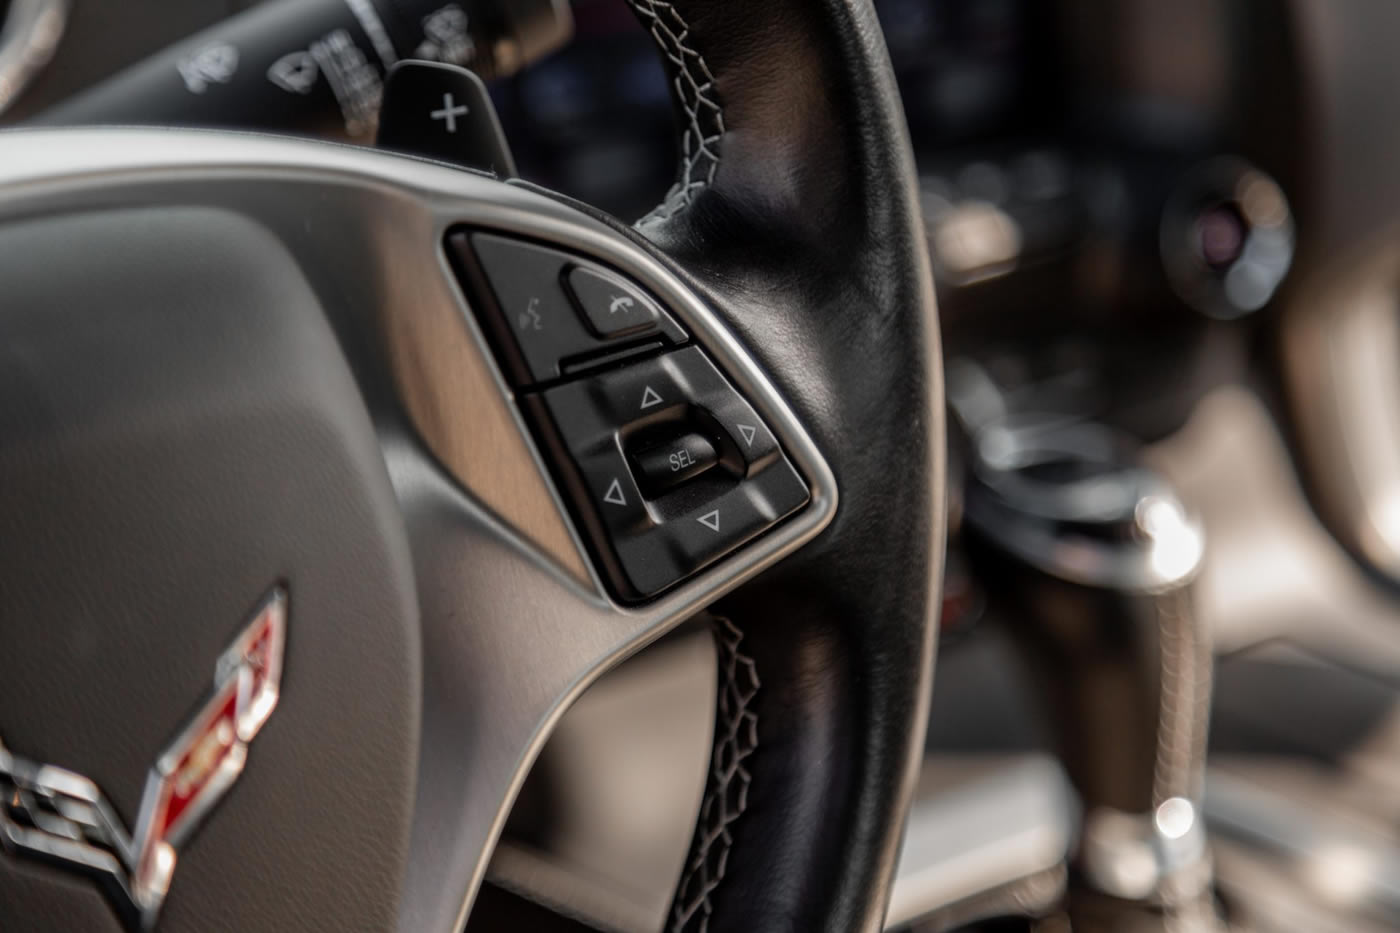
530,346,808,599
377,61,517,176
0,207,421,933
451,230,687,386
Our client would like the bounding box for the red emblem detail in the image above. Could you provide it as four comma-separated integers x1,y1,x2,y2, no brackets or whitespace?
0,588,288,930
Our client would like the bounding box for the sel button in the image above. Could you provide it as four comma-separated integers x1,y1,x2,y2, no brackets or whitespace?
630,432,718,496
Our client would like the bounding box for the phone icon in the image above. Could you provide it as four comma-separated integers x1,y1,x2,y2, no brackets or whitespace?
608,294,635,314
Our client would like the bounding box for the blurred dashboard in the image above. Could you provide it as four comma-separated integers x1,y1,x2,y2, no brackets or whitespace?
490,0,1292,346
484,0,1299,461
4,0,1297,442
491,0,1066,222
5,1,1281,237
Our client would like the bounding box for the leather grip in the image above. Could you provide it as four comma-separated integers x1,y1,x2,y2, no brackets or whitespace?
623,2,946,931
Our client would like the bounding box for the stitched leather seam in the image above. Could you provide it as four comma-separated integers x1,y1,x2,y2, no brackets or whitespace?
669,617,758,933
626,0,725,226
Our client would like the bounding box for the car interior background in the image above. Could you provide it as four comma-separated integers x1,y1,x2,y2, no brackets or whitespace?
2,0,1398,931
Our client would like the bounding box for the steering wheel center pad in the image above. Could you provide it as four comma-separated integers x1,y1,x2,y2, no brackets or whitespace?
0,205,420,932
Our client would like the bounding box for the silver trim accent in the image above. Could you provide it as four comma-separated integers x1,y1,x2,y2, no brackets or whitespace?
343,0,398,70
0,0,68,115
886,756,1076,930
1081,803,1211,904
0,128,837,932
951,363,1204,592
964,428,1205,592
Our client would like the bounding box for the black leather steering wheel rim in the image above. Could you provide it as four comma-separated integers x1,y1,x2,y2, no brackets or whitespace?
612,2,946,929
0,1,942,931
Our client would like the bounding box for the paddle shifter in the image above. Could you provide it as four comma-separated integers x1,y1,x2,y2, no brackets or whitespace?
954,366,1222,931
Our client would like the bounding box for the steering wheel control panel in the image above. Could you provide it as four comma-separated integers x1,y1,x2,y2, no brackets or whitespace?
448,231,810,601
462,232,690,384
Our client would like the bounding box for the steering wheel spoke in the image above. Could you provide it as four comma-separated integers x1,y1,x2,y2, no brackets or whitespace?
0,126,847,931
0,2,941,931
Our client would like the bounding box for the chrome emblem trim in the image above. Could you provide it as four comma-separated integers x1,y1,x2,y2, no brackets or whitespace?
0,588,287,929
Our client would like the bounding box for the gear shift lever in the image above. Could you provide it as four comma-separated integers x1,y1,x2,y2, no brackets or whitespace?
960,413,1220,931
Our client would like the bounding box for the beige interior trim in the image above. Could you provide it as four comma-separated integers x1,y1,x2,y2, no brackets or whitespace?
381,233,592,584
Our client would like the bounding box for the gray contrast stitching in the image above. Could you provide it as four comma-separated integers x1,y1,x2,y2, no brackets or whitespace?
669,617,758,933
626,0,725,226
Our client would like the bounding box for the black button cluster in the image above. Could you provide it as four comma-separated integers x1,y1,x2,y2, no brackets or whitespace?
449,232,686,385
448,230,810,601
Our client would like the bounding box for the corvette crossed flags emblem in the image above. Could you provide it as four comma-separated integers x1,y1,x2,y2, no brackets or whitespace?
0,588,287,930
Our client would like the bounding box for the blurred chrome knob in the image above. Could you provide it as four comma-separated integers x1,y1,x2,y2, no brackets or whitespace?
1161,158,1294,320
962,417,1221,930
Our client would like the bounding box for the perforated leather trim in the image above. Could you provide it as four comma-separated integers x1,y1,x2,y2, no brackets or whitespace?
669,617,758,933
626,0,725,226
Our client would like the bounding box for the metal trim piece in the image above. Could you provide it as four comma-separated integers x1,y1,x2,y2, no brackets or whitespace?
0,128,837,933
964,444,1205,594
0,0,67,114
887,756,1077,930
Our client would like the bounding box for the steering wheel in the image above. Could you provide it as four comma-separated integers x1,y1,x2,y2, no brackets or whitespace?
0,1,943,931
